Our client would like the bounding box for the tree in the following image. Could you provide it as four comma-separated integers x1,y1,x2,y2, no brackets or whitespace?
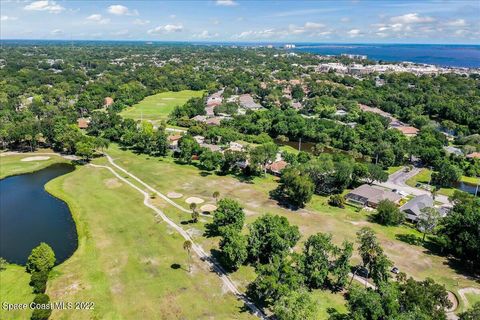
247,255,303,307
302,233,334,288
273,290,318,320
459,302,480,320
30,294,52,320
374,199,404,226
347,287,385,320
30,271,48,293
277,166,314,207
329,194,346,208
178,135,200,163
438,191,480,268
26,243,55,273
417,207,441,242
365,164,388,185
212,191,220,202
210,198,245,235
75,140,95,161
248,214,300,264
332,241,353,290
152,129,168,156
190,203,199,223
431,160,462,188
0,257,6,271
183,240,193,273
199,150,223,171
219,226,248,271
249,143,278,174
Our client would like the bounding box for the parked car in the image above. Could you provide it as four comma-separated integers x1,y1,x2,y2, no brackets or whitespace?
391,266,399,274
352,265,369,278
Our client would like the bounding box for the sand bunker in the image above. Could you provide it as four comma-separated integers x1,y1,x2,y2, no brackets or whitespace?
167,192,183,199
21,156,50,162
185,197,204,204
200,204,217,212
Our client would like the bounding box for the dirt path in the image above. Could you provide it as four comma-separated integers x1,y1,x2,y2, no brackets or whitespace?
89,162,267,319
458,287,480,308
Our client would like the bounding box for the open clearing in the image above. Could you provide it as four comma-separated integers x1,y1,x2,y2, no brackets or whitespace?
119,90,205,121
104,144,480,306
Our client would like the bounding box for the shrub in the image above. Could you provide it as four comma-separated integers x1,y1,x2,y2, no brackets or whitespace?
30,271,48,294
26,243,55,273
30,294,52,320
328,194,346,208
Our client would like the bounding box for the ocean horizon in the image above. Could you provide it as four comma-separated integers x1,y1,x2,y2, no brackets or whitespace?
2,40,479,68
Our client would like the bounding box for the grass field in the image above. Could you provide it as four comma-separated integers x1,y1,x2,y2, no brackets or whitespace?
0,151,65,179
0,265,35,320
103,144,480,299
119,90,205,121
387,166,403,175
406,168,479,197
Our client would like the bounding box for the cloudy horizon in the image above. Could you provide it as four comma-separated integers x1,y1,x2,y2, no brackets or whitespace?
1,0,479,44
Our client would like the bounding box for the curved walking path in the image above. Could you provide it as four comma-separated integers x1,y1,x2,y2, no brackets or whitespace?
458,287,480,308
89,162,267,319
104,154,212,216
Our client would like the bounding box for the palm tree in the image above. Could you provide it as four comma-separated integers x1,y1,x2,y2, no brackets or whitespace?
183,240,193,272
212,191,220,203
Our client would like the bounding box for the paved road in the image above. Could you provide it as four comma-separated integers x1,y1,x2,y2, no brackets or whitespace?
376,166,452,206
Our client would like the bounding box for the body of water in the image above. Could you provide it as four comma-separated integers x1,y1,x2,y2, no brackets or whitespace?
0,163,77,265
293,43,480,68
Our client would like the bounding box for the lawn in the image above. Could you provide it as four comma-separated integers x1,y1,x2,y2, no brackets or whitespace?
0,265,34,320
0,151,65,179
406,168,479,197
104,144,480,299
387,166,403,175
119,90,205,121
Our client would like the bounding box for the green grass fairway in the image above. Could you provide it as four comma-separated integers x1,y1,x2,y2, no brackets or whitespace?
119,90,204,121
0,151,65,179
0,265,34,320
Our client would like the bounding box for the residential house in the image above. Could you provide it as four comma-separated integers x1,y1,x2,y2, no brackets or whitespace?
77,118,90,129
400,194,436,222
168,134,182,151
443,146,463,156
191,115,208,123
466,152,480,159
239,94,262,110
266,160,288,176
395,126,419,137
103,97,114,107
345,184,402,208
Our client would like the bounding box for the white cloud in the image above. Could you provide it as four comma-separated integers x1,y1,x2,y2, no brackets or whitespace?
211,19,220,25
111,29,129,36
233,29,276,39
445,19,466,27
108,5,138,16
216,0,237,6
86,14,110,25
1,15,18,21
170,14,177,19
147,24,183,34
347,29,362,37
50,29,63,35
24,1,65,14
133,18,150,26
340,17,350,23
194,30,219,39
390,13,434,24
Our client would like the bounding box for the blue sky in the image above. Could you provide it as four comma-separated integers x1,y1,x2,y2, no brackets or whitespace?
1,0,479,43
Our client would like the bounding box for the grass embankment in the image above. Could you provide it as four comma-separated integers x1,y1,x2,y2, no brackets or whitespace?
406,168,479,197
386,166,403,175
0,151,64,179
1,153,253,319
0,265,35,320
119,90,205,122
104,144,480,301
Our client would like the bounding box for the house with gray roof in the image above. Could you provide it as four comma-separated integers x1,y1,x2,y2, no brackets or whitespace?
345,184,402,208
400,194,436,222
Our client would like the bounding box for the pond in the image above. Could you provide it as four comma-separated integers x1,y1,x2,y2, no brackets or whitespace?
455,181,479,196
0,163,78,265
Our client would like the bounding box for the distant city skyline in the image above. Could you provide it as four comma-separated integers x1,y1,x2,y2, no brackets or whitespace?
1,0,479,44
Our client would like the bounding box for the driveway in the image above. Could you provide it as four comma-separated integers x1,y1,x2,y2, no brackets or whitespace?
375,166,452,206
